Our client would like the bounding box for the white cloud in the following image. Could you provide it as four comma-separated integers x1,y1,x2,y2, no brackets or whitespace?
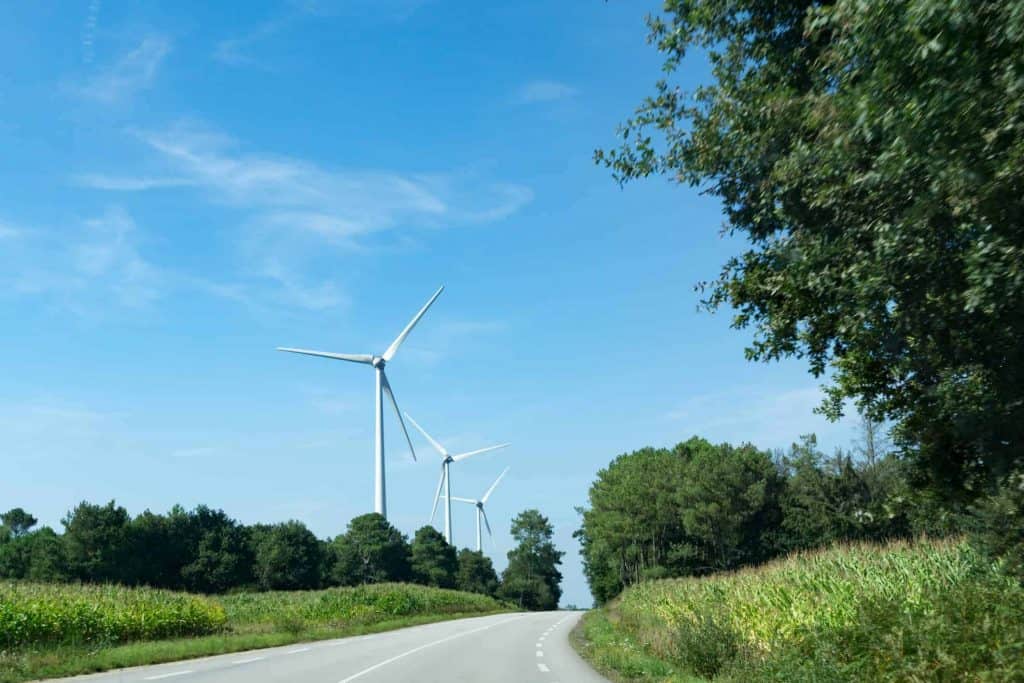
666,385,858,453
75,35,170,103
515,80,578,104
73,174,194,191
3,207,164,313
0,221,22,239
81,0,101,63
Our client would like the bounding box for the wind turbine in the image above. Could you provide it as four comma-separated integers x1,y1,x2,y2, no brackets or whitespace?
277,286,443,519
448,467,510,552
404,413,509,544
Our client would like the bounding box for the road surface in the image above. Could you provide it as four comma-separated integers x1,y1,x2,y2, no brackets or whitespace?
45,611,607,683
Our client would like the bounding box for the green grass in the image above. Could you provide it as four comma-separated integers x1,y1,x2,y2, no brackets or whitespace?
0,582,509,683
573,538,1024,682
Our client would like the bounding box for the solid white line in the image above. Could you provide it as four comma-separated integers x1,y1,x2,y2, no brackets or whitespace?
232,656,265,664
143,672,193,681
538,663,550,673
337,616,522,682
286,646,312,654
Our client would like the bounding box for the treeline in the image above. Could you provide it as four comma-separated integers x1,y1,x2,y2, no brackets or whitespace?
576,431,953,604
0,505,563,610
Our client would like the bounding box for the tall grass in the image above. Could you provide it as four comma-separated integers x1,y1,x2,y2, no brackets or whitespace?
579,538,1024,681
0,582,226,648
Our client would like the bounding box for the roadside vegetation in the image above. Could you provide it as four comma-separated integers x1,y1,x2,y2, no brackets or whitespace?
575,538,1024,681
0,581,507,682
0,505,563,681
574,0,1024,679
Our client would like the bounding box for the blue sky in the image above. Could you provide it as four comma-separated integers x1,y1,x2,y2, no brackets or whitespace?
0,1,858,607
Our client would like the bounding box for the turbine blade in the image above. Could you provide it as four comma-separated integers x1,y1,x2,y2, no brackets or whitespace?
481,507,493,537
382,286,444,361
452,443,511,463
448,497,477,504
381,372,416,461
403,413,448,458
430,467,445,523
277,348,374,364
481,467,510,504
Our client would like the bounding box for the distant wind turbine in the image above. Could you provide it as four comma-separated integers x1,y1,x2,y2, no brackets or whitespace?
449,467,510,552
277,286,444,519
404,413,509,544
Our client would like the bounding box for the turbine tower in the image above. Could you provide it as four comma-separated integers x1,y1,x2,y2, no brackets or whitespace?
404,413,509,544
449,467,510,552
277,286,443,519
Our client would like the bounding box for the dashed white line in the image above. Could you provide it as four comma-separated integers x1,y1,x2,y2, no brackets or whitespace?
143,672,193,681
536,650,544,657
232,656,265,664
287,646,312,654
538,663,550,673
337,615,523,682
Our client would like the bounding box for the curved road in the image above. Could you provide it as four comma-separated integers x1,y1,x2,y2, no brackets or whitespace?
47,611,607,683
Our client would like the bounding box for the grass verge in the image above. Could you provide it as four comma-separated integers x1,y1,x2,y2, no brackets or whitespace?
0,610,509,683
572,538,1024,682
0,582,510,682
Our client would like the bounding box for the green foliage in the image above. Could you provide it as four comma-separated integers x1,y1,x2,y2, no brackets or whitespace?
61,500,131,583
598,0,1024,500
0,581,226,648
967,470,1024,582
330,513,411,586
499,509,563,610
456,549,499,597
409,526,457,589
576,437,784,604
579,538,1024,681
252,520,323,591
0,528,68,583
1,509,37,539
221,582,504,629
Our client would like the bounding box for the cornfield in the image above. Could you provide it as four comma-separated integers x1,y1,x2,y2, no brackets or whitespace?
599,537,1024,680
0,581,505,650
222,583,505,629
0,582,226,648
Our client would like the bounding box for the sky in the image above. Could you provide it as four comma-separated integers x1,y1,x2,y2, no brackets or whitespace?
0,1,860,608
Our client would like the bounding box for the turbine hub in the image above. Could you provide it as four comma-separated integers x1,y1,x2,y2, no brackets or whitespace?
371,356,385,368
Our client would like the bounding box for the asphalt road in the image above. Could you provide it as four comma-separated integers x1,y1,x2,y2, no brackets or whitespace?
45,611,608,683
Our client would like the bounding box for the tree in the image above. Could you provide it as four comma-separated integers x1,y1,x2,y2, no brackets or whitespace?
330,513,410,586
0,527,69,581
409,526,457,588
597,1,1024,501
1,508,37,539
252,520,323,591
456,549,499,597
180,507,253,593
62,500,131,583
500,509,563,610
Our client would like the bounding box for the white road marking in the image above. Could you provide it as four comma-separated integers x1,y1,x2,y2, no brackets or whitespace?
337,616,523,682
232,656,265,664
287,646,312,654
143,672,193,681
536,650,544,657
538,663,550,673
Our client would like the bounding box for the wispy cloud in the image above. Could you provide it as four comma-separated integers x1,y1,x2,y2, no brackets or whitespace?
214,18,292,67
77,122,531,311
170,446,219,459
74,35,170,103
4,207,164,314
665,385,857,452
81,0,102,64
73,174,194,191
514,80,578,104
0,221,23,239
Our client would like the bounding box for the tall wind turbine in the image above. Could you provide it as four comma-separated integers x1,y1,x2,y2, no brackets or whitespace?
404,413,509,544
277,286,443,519
449,467,510,552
